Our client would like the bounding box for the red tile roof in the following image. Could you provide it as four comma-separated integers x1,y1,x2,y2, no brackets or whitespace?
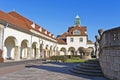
67,25,87,35
0,10,56,40
57,39,67,44
0,10,29,30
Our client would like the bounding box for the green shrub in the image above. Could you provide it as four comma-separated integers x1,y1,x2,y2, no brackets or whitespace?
50,56,67,62
65,55,80,59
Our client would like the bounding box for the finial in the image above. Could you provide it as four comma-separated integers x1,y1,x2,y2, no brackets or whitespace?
76,15,80,18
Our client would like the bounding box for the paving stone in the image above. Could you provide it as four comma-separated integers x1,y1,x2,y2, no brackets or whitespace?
0,62,107,80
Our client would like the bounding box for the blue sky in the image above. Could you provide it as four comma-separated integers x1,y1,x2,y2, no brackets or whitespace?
0,0,120,42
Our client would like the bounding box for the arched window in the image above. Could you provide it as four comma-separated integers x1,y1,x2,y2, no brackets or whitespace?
73,30,80,35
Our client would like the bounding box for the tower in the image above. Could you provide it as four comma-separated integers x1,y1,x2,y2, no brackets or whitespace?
74,15,80,26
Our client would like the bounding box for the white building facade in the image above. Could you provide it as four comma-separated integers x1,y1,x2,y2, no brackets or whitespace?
57,15,94,56
0,10,94,62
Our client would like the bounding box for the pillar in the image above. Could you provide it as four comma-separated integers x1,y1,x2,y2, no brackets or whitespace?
0,25,4,62
36,48,40,59
27,47,31,59
14,46,20,61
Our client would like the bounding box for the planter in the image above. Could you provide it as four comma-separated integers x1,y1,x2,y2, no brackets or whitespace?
82,48,93,60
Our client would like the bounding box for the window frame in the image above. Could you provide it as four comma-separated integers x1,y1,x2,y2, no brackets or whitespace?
79,38,83,42
70,38,74,42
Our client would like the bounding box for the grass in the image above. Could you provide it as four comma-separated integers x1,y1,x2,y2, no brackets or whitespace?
65,59,86,63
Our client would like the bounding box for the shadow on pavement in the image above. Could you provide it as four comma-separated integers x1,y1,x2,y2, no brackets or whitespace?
26,62,107,80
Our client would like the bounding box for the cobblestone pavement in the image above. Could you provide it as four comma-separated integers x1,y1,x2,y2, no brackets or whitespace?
0,62,107,80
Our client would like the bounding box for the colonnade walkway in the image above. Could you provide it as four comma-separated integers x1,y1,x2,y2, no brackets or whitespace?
0,60,107,80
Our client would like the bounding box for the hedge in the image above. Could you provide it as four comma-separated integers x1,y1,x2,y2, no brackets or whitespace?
50,56,67,62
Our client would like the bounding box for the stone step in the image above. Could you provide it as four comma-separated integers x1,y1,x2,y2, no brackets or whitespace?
85,59,99,64
70,69,104,76
80,63,100,67
76,64,101,70
70,59,104,76
85,60,99,64
73,67,102,73
87,59,99,62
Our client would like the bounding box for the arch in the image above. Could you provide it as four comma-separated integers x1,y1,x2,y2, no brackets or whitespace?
68,47,75,55
20,40,29,59
45,45,49,50
60,47,66,55
43,45,49,58
4,36,17,60
32,42,37,58
78,47,84,53
78,47,84,58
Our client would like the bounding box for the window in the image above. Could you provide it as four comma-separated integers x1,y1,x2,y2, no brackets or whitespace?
73,30,80,35
70,38,74,42
79,38,83,42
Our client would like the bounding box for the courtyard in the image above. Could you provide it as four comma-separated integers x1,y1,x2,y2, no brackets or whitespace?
0,62,107,80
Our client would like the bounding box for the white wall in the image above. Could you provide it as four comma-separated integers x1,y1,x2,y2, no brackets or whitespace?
67,36,87,49
0,23,95,61
1,24,58,61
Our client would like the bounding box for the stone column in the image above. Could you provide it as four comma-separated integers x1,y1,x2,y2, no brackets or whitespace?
44,50,46,59
46,50,48,58
36,48,40,59
0,25,4,62
40,50,43,59
14,46,20,61
0,28,2,49
27,47,31,59
0,49,4,62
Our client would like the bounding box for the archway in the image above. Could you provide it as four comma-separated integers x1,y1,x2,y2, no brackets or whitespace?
60,47,66,55
44,45,49,58
68,47,75,55
20,40,28,59
4,36,17,60
78,47,84,58
32,42,37,58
